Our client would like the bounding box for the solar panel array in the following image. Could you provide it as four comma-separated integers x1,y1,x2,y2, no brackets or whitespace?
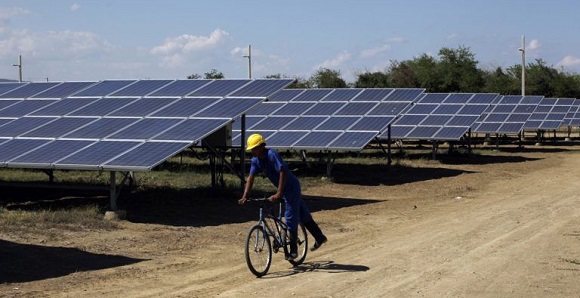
0,79,293,171
565,99,580,126
381,93,499,140
471,95,543,134
232,88,424,150
524,98,576,130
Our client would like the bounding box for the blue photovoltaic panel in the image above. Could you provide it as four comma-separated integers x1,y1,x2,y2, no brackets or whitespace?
0,118,14,127
102,141,190,170
0,139,51,163
62,117,140,139
107,118,182,140
406,126,441,139
433,104,462,114
469,93,499,104
0,82,60,98
268,89,304,102
368,102,410,116
246,102,285,116
109,80,173,97
389,126,414,139
433,127,469,140
0,100,58,117
335,102,378,115
71,80,136,97
232,116,264,131
447,115,479,126
395,114,428,126
8,140,95,167
524,97,574,130
0,117,57,137
151,97,217,118
148,80,212,97
152,118,230,142
443,93,474,104
30,98,97,116
316,117,359,130
108,97,178,117
267,131,306,147
352,89,393,101
229,79,294,97
283,117,327,130
68,98,138,116
417,93,449,103
231,130,276,146
0,99,20,110
321,89,364,101
272,102,315,115
188,79,251,97
349,116,394,132
31,82,97,98
421,115,451,126
303,102,346,116
55,141,141,169
194,97,262,118
328,131,377,150
290,89,333,102
383,88,425,101
473,95,541,134
250,116,295,130
292,131,341,148
0,83,26,96
21,117,97,138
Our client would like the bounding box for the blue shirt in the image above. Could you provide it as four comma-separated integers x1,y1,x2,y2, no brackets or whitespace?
249,148,299,197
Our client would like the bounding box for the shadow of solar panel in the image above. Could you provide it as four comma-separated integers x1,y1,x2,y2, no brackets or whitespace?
336,102,378,115
194,97,262,118
316,116,359,130
267,131,306,147
0,82,60,98
107,118,182,140
268,89,304,102
103,141,190,170
30,98,98,116
109,80,173,97
433,127,468,140
352,89,393,101
21,117,97,138
71,80,136,97
368,102,410,116
62,117,139,139
284,116,327,130
108,97,179,117
152,118,229,142
0,117,57,137
148,80,212,97
68,98,138,116
290,89,333,101
189,79,251,97
321,89,364,101
0,139,52,162
55,141,141,169
0,83,26,96
328,131,377,149
251,116,294,130
31,82,97,98
272,102,315,115
8,140,95,167
406,126,441,138
417,93,449,103
349,116,394,131
303,102,346,116
0,100,58,117
293,131,341,148
230,79,294,97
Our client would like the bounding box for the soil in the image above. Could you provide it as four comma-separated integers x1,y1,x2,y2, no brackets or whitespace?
1,145,580,297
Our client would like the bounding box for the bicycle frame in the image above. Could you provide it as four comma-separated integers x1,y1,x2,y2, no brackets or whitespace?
256,199,287,251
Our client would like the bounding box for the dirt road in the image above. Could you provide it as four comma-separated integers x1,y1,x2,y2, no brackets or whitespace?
1,147,579,297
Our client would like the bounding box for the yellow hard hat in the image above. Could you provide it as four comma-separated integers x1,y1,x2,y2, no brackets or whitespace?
246,133,266,152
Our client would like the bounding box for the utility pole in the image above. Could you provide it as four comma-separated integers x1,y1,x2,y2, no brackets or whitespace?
518,35,526,96
12,54,22,82
242,44,252,79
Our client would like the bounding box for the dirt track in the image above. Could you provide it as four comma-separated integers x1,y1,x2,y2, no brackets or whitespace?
1,146,579,297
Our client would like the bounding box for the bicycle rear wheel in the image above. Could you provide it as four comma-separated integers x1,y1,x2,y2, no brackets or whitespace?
245,225,272,277
287,223,308,266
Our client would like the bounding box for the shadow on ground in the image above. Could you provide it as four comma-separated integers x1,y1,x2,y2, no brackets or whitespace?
263,260,370,279
0,239,146,283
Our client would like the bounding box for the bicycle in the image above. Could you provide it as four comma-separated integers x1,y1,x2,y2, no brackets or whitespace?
244,197,308,277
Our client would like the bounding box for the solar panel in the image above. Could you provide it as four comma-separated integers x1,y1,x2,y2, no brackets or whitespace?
283,116,327,130
55,141,141,170
0,82,26,96
268,89,304,102
194,97,263,118
102,141,190,171
292,131,341,148
229,79,294,97
0,99,20,110
472,95,542,134
31,82,97,98
352,89,393,101
0,99,58,117
524,97,575,130
152,118,230,142
62,117,140,139
21,117,97,138
272,102,315,115
108,97,179,117
106,118,183,140
188,79,251,97
68,98,138,116
0,82,60,98
148,79,212,97
8,139,95,168
109,80,173,97
0,117,58,137
328,131,378,150
0,139,52,163
30,98,98,116
321,89,364,101
290,89,334,102
70,80,136,97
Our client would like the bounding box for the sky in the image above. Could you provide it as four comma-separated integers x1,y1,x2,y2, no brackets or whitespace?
1,0,580,83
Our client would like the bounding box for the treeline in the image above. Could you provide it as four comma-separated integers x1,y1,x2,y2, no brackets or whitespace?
189,46,580,98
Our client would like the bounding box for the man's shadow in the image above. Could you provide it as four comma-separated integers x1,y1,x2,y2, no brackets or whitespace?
262,260,369,278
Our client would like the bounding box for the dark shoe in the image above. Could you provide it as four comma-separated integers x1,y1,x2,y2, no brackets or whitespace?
311,236,327,251
285,252,298,260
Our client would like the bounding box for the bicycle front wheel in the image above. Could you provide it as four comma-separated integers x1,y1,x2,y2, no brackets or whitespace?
245,225,272,277
288,223,308,266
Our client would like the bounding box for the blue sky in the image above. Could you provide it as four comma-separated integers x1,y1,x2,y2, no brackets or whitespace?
1,0,579,83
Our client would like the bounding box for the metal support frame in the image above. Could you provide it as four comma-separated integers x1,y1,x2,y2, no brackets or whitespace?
431,141,439,159
205,142,245,188
325,150,336,178
109,171,135,211
41,169,55,183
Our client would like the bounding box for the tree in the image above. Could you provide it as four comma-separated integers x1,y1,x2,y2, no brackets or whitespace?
308,68,347,88
483,67,519,95
387,60,418,88
354,70,390,88
187,73,202,79
204,69,225,79
436,46,485,92
407,54,440,92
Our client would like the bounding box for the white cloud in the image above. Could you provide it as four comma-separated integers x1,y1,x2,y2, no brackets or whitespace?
314,51,352,70
70,4,81,12
447,33,458,40
360,44,391,58
528,39,541,50
0,7,30,20
557,55,580,69
151,29,229,55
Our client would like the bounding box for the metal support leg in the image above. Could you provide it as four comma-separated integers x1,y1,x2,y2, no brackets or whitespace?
109,171,117,211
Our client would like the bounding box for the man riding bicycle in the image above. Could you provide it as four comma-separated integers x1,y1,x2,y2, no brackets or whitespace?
238,133,327,259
